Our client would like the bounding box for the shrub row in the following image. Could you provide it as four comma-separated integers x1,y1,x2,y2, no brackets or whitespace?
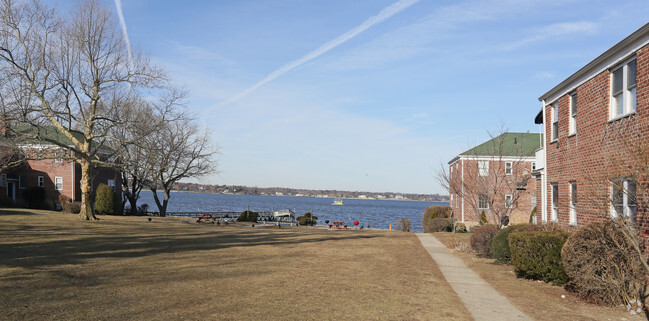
421,205,451,232
509,231,570,285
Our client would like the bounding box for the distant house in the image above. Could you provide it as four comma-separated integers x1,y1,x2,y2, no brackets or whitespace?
448,133,541,227
0,125,121,209
535,22,649,229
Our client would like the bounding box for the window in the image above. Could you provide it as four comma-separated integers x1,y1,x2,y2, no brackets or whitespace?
505,194,513,208
551,102,559,141
551,183,558,222
569,182,577,226
456,193,459,208
18,175,24,189
505,162,513,175
108,179,116,192
612,178,637,221
450,193,453,207
611,59,637,119
55,177,63,190
478,194,489,209
569,92,577,135
38,176,44,187
54,151,63,163
531,194,537,209
478,160,489,177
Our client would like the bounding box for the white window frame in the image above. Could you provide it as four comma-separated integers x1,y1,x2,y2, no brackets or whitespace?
611,178,637,221
108,179,116,192
478,194,489,209
54,151,63,163
569,92,577,135
37,176,44,187
455,193,459,208
55,177,63,191
505,194,513,208
505,161,513,175
610,58,637,120
551,102,559,141
551,183,558,222
478,160,489,177
569,181,577,226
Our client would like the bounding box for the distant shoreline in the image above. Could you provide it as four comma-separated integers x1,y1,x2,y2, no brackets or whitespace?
166,190,449,203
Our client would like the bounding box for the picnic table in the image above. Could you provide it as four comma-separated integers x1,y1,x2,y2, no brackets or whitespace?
328,221,347,229
196,214,218,224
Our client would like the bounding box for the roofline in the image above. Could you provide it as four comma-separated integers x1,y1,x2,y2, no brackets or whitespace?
538,22,649,104
448,156,460,165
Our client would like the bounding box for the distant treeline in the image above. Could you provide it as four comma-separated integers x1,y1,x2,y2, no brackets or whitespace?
172,182,448,202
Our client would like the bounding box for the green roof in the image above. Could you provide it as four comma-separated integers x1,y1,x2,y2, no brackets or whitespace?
459,133,542,158
7,125,84,146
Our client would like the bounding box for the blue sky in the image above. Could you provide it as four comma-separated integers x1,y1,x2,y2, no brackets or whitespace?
68,0,649,194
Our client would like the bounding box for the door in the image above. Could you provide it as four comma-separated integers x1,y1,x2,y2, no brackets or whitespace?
6,181,15,201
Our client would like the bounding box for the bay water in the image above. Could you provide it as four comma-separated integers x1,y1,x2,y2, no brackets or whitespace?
138,191,447,232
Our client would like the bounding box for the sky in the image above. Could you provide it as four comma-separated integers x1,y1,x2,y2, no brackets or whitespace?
55,0,649,194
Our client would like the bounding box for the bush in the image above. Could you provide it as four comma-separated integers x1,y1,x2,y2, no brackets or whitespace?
454,222,467,233
94,183,115,214
428,217,451,232
470,224,499,257
561,220,646,306
479,210,488,225
59,195,81,214
237,210,258,222
296,212,318,226
396,218,411,232
509,231,570,285
422,205,452,232
491,224,528,263
23,186,46,209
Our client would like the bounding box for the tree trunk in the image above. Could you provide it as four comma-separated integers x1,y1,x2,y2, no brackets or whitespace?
151,188,167,217
78,158,97,220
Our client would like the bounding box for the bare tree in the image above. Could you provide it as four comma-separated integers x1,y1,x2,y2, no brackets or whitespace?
0,0,167,220
438,128,536,228
146,113,218,217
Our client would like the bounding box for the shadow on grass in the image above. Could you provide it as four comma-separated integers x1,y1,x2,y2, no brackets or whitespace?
0,220,384,269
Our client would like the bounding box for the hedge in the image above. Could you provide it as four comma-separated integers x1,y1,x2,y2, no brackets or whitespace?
491,224,528,263
509,231,570,285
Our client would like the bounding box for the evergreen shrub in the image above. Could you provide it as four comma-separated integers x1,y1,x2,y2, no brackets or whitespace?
23,186,46,209
491,224,528,263
297,212,318,226
238,210,259,222
479,210,488,225
94,183,114,214
469,224,499,257
509,231,570,285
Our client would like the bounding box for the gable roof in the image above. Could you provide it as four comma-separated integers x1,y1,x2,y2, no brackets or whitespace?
4,125,85,147
449,133,542,164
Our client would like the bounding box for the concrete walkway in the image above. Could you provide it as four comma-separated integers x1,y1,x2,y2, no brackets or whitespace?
416,233,532,321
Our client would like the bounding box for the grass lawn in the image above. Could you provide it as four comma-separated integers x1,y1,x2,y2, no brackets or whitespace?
0,209,471,320
434,232,645,321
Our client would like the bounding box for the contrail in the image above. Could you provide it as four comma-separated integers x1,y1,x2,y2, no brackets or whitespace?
113,0,134,69
213,0,420,109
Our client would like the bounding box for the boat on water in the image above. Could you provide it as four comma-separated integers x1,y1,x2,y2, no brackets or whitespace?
332,198,343,206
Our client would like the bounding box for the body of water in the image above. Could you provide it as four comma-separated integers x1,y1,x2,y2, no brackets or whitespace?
137,191,447,233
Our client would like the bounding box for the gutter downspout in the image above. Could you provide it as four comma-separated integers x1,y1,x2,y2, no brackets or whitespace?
461,158,465,223
541,100,548,223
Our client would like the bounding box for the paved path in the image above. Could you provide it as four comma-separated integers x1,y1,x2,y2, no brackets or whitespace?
416,233,532,321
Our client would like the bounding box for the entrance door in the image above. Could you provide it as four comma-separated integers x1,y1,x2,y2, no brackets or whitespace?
6,181,15,201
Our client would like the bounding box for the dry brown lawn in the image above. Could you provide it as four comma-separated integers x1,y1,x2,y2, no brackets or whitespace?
0,209,471,320
434,232,645,321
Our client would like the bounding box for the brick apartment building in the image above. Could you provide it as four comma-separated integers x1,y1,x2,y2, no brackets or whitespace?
448,133,541,227
0,126,121,209
536,22,649,230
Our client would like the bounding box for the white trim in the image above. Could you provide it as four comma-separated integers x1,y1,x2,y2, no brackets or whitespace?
541,100,548,223
55,176,63,191
457,155,536,162
569,181,577,226
461,158,465,223
551,183,558,222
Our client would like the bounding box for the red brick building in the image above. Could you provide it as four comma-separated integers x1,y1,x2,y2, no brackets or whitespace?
448,133,541,227
0,126,121,209
537,22,649,229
